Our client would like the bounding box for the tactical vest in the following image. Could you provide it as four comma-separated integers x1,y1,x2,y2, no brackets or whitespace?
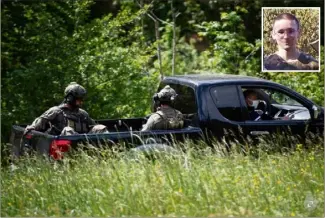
155,110,184,129
47,106,90,134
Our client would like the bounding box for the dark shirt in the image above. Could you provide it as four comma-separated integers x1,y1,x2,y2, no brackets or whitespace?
249,110,261,121
264,52,319,71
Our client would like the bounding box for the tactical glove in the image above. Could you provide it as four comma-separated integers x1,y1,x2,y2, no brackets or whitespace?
23,126,35,136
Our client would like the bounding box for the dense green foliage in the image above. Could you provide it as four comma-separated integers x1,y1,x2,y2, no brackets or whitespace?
2,139,324,216
2,1,160,142
1,0,324,143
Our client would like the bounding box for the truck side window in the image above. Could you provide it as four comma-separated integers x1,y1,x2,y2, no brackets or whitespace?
158,83,197,114
210,85,243,121
241,87,310,121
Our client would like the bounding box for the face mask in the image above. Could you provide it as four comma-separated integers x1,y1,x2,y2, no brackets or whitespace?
248,98,260,109
251,100,260,109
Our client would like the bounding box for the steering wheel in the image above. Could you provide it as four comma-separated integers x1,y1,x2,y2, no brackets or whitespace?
252,89,273,115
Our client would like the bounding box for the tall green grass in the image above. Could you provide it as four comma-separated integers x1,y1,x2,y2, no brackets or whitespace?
1,137,324,217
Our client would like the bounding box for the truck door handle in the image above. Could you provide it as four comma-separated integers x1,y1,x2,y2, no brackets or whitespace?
250,131,270,136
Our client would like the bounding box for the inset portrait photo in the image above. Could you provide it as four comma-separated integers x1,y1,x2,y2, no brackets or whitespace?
262,7,320,72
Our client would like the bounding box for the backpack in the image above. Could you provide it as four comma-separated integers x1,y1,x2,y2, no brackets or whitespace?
155,110,184,129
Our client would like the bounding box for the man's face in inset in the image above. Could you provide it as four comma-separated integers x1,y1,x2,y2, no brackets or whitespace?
272,19,300,50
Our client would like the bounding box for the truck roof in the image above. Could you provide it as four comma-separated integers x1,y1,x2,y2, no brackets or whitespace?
163,74,270,88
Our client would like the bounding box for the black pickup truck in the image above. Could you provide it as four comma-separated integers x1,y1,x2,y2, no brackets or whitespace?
10,74,324,159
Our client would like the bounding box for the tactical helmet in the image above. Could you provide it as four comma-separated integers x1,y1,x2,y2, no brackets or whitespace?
64,82,87,105
155,85,177,102
64,82,87,99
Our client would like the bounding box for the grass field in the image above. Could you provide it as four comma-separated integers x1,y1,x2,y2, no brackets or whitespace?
1,138,324,217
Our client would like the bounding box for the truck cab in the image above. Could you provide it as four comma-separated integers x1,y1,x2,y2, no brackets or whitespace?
159,74,324,140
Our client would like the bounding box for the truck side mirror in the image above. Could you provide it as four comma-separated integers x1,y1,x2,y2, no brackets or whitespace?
312,105,319,119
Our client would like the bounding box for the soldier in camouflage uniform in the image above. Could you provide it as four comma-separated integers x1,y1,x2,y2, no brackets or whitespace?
264,13,319,71
24,82,108,136
141,85,184,131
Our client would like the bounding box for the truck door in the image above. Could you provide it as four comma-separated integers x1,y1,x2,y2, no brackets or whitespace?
204,85,247,142
238,85,318,140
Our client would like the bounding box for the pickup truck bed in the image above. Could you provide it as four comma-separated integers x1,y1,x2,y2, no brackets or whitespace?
10,117,203,160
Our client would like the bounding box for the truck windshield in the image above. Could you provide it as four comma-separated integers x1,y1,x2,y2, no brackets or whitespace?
157,83,197,114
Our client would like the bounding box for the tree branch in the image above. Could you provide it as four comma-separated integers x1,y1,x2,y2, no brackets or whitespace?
171,0,176,76
135,0,163,80
154,20,163,80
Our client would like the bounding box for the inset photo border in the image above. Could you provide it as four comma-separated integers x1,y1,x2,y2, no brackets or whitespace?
261,7,321,72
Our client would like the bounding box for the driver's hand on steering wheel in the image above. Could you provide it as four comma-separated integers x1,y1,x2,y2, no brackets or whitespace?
282,115,291,120
282,112,294,120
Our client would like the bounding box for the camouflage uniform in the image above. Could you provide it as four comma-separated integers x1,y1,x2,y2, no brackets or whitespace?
25,82,108,135
142,106,184,131
264,52,319,71
142,85,184,131
26,104,108,135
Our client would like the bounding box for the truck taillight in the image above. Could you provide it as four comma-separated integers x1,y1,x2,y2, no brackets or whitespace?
50,139,71,160
25,134,32,139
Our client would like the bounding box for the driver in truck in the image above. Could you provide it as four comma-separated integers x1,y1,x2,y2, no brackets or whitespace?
24,82,109,136
244,89,267,121
244,89,290,121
